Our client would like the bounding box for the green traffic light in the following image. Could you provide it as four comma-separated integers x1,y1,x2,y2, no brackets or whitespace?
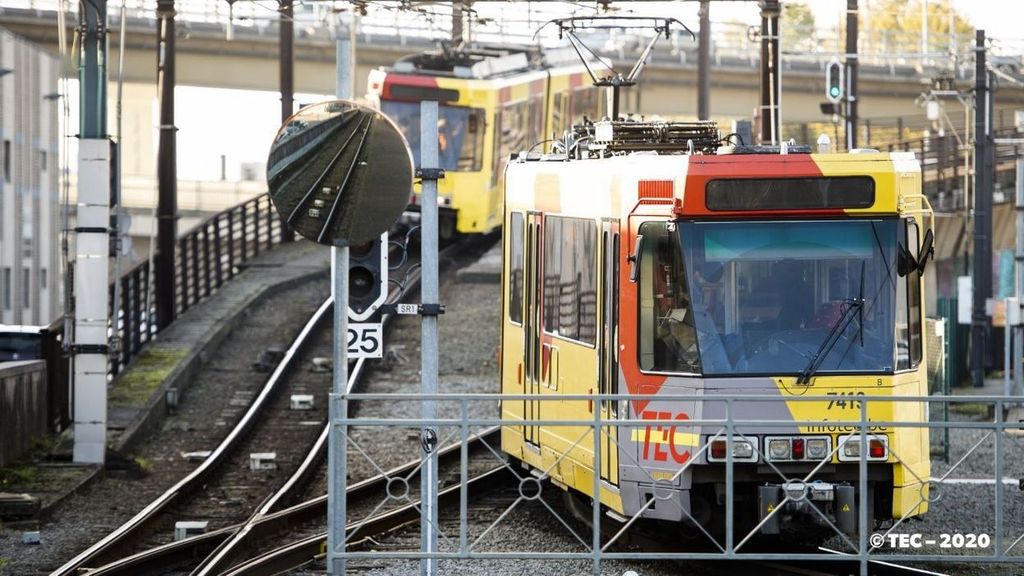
830,86,841,98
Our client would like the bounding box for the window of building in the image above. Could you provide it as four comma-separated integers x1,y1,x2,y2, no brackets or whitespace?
542,215,597,344
40,150,47,171
40,268,47,290
3,140,11,183
508,212,524,324
2,268,10,310
638,221,700,373
22,268,30,308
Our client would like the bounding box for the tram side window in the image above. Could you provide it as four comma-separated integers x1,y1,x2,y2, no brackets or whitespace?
543,216,597,344
895,219,923,370
529,94,545,144
499,101,529,162
509,212,524,324
638,222,700,373
552,92,565,137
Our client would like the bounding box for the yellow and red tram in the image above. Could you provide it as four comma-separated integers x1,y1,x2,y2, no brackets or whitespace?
366,45,602,237
499,122,933,540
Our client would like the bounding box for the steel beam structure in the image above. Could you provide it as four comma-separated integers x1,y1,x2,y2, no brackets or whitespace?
758,0,780,145
972,30,992,388
697,0,710,121
845,0,859,150
156,0,177,330
278,0,294,243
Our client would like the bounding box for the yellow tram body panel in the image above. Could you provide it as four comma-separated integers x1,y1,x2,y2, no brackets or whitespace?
367,48,601,235
500,147,933,529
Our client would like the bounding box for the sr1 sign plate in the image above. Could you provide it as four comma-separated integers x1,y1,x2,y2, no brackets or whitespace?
347,323,383,358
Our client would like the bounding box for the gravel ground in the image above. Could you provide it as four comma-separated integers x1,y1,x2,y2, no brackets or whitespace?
0,273,330,576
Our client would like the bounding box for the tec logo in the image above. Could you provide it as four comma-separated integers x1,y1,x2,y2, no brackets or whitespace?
638,411,692,464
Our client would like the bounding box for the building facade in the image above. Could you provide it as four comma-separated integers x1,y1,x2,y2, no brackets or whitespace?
0,26,61,326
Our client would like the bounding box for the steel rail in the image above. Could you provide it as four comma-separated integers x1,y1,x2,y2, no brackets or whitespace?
63,236,491,575
316,111,375,243
50,295,334,576
84,428,500,576
191,237,476,575
284,109,365,225
219,466,518,576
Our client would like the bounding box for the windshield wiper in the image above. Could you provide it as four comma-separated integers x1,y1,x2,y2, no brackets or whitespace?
797,262,866,385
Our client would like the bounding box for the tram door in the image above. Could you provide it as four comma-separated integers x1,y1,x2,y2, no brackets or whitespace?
599,220,620,485
523,213,542,447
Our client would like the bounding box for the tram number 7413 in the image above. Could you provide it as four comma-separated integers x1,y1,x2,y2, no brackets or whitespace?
347,323,383,359
826,391,866,411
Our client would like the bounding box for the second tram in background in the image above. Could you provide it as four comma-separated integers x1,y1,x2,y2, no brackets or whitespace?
499,119,934,542
366,45,602,238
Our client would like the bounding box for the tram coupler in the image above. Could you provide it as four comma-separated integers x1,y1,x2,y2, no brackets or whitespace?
759,481,859,536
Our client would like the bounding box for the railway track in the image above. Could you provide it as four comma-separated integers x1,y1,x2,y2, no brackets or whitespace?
78,428,507,576
51,235,493,575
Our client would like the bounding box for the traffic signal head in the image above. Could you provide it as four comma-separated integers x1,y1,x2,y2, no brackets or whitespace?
826,60,844,103
347,232,388,322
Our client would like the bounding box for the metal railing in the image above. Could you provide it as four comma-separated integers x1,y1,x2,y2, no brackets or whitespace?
328,392,1024,576
42,193,284,431
5,1,1022,81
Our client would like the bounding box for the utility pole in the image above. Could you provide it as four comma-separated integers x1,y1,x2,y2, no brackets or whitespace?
972,29,992,388
279,0,295,243
845,0,859,150
697,0,710,121
73,0,110,463
156,0,177,330
758,0,781,145
452,1,463,44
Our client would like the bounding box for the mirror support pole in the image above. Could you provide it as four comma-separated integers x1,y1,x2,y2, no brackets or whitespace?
327,14,354,576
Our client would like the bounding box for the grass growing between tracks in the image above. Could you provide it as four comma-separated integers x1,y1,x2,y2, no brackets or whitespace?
108,347,189,406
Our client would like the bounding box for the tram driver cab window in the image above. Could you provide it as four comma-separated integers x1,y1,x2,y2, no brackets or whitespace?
638,221,700,373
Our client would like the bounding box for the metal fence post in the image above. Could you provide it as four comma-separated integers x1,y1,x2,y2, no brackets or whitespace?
592,393,602,576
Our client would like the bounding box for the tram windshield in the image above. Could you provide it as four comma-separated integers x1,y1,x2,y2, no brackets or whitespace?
638,219,901,376
379,100,485,172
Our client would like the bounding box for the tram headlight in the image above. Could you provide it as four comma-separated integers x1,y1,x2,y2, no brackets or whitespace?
768,439,791,460
806,438,829,460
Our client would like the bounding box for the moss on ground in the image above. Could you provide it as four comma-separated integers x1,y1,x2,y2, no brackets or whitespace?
107,346,189,406
0,465,37,489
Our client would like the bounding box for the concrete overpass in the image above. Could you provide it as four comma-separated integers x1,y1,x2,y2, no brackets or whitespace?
5,5,1024,123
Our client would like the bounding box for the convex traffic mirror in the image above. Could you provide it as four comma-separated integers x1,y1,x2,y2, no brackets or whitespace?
266,100,413,246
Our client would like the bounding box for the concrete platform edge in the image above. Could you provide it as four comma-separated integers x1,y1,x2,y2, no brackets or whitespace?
111,266,329,456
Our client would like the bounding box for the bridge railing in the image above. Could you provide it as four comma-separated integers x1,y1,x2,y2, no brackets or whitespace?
879,127,1024,212
42,192,284,431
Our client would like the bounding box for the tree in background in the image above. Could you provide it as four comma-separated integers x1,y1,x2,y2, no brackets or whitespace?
863,0,973,56
781,2,817,54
